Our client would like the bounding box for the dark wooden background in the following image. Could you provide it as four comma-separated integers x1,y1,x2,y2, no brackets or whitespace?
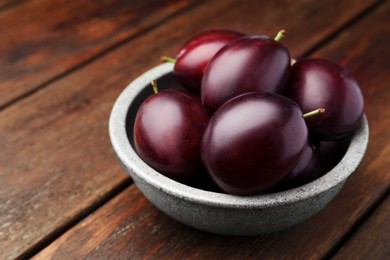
0,0,389,259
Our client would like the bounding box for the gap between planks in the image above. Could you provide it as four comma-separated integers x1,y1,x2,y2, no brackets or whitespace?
0,0,29,12
301,0,384,58
18,178,133,260
323,185,390,259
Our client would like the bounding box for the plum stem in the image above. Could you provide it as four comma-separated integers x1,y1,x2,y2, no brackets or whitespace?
151,80,159,94
274,29,286,42
161,56,177,63
290,58,297,65
303,108,325,118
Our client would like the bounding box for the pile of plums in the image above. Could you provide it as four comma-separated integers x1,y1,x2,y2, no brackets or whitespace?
133,29,364,195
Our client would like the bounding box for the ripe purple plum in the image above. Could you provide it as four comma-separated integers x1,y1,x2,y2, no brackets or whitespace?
133,83,211,184
201,31,290,112
286,58,364,140
201,92,308,195
171,29,244,94
274,142,321,191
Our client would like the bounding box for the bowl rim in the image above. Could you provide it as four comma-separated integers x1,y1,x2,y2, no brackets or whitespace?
109,63,369,209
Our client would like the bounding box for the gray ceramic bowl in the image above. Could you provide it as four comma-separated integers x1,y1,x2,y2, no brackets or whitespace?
109,63,369,236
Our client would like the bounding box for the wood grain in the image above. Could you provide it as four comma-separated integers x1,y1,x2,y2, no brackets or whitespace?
33,1,390,259
333,195,390,260
0,0,381,259
0,0,194,108
0,0,23,11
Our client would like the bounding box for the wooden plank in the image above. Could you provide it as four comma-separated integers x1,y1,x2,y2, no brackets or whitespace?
33,1,390,259
0,0,380,259
0,0,23,10
0,0,195,108
333,195,390,260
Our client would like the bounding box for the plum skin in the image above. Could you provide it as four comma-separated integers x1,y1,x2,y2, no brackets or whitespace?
272,142,321,191
286,58,364,140
201,35,291,112
201,92,308,195
133,89,211,184
174,29,244,94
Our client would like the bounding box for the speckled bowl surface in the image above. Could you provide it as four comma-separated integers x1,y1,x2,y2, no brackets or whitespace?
109,63,369,236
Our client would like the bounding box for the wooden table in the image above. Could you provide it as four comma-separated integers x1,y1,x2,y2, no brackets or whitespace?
1,0,389,259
